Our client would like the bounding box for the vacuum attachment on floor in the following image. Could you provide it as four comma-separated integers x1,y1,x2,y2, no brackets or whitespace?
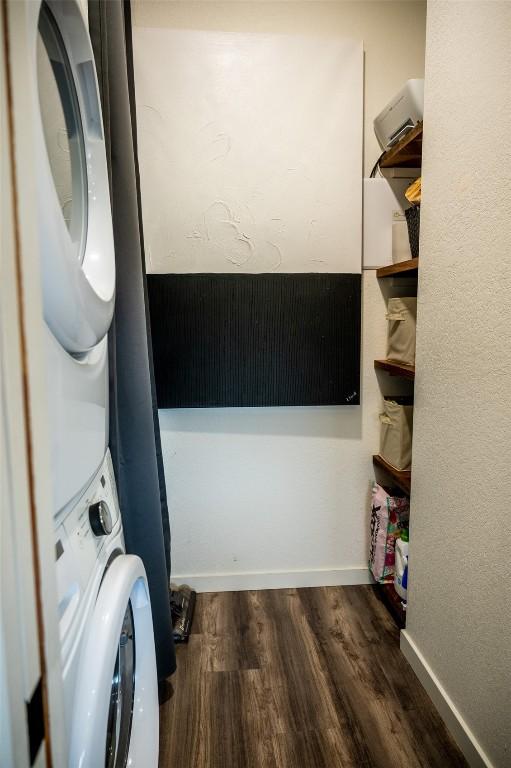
170,584,196,643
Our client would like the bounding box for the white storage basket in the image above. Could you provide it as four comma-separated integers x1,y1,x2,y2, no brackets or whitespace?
379,398,414,471
386,297,417,366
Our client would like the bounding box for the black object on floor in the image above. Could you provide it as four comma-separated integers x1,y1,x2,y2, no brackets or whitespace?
170,585,197,643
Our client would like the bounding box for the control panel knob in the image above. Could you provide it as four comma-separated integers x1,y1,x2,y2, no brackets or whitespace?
89,500,113,537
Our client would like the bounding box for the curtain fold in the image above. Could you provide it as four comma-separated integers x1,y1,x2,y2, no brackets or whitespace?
123,1,172,580
88,0,176,680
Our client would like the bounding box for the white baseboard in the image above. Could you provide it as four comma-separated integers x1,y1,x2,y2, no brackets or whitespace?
400,631,495,768
171,567,371,593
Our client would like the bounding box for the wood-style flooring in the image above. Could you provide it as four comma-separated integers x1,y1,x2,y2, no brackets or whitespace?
159,586,468,768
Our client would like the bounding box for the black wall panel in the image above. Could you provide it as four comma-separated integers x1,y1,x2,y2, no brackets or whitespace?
147,273,361,408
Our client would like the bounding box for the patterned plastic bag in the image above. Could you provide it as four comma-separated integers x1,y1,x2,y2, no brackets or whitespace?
369,482,409,583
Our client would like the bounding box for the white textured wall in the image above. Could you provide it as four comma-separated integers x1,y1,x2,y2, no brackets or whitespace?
404,3,511,767
134,29,363,274
133,1,426,590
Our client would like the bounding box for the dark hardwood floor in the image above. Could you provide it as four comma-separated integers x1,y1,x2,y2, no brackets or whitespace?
159,586,468,768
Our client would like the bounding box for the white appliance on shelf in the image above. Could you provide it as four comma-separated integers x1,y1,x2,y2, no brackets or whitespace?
374,79,424,151
55,451,159,767
34,0,115,514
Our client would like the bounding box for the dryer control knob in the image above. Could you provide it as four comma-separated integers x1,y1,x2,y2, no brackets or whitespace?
89,501,113,537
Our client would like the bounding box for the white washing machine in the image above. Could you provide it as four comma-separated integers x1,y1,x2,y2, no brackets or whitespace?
34,0,115,514
55,451,159,767
31,1,159,762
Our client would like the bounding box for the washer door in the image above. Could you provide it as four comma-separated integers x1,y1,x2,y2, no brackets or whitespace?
34,0,115,355
70,555,159,768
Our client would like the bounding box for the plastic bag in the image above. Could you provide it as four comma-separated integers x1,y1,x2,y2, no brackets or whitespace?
369,483,409,583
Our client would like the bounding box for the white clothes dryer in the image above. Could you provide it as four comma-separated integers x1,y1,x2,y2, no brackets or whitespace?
55,451,159,767
33,0,115,513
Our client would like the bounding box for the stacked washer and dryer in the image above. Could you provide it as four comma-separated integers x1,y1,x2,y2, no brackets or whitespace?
33,1,159,764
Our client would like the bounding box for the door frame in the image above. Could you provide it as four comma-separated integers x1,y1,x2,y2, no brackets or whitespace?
1,0,67,764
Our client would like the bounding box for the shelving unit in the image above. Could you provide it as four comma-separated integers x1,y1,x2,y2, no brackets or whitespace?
371,122,423,631
380,121,423,169
373,318,415,625
374,359,415,380
376,257,418,279
372,454,411,495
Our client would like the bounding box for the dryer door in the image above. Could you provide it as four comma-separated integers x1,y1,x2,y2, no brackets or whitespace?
70,555,159,768
34,0,115,355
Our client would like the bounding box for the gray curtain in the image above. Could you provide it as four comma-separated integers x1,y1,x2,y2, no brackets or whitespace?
88,0,176,680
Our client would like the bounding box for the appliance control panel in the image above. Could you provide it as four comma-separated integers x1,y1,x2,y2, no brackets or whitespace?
55,450,121,611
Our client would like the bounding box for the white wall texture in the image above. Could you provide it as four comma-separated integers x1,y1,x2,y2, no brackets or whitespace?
403,3,511,767
132,1,426,590
134,29,363,274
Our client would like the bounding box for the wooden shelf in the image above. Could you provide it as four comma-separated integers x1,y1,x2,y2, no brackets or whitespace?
373,454,411,495
376,257,418,279
374,359,415,380
375,582,406,629
380,122,423,169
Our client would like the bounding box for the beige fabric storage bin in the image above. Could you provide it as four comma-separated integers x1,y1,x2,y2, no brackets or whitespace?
386,297,417,365
379,398,414,471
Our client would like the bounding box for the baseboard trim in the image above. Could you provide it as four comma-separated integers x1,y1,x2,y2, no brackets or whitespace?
400,631,495,768
171,567,371,593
